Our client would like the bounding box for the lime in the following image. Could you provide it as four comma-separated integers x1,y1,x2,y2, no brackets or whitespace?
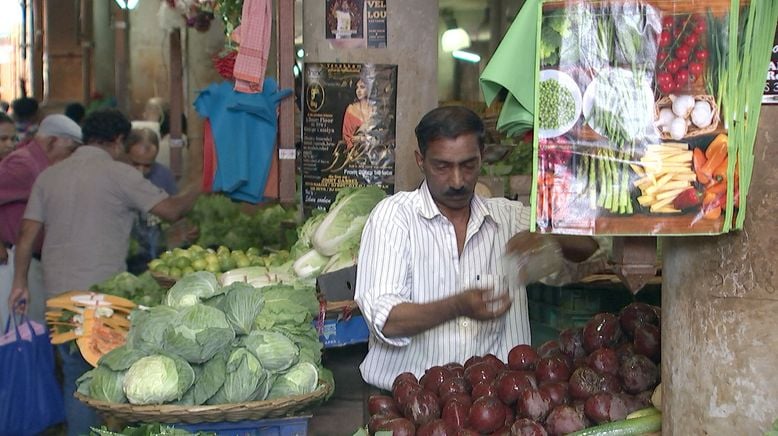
182,266,195,275
235,256,251,268
217,245,231,256
148,259,164,271
230,249,245,259
157,266,171,277
169,267,183,279
174,257,191,269
218,256,237,271
192,258,208,271
189,244,204,253
206,264,221,274
160,250,174,261
246,247,260,257
205,253,219,264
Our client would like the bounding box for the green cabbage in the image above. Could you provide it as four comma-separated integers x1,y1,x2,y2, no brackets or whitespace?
162,304,235,363
310,186,386,256
123,355,194,405
97,345,148,371
218,282,265,335
207,347,268,404
267,361,319,399
77,366,127,403
126,306,178,353
292,249,330,279
176,351,227,406
242,330,299,373
166,271,223,308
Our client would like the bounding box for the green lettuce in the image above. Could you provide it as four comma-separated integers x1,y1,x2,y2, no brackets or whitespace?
310,186,386,256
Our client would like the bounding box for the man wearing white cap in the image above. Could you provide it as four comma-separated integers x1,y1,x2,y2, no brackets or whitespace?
0,114,82,323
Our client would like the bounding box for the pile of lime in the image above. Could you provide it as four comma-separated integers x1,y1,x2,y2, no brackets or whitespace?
538,78,576,131
147,245,264,279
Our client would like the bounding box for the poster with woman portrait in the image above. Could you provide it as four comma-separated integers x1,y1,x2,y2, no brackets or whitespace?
325,0,387,48
302,63,398,213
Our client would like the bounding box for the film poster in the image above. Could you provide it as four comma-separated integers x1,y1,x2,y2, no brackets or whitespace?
325,0,387,48
763,30,778,104
302,63,398,214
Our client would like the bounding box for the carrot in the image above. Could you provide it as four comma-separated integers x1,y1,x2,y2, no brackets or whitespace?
693,148,709,184
705,133,728,160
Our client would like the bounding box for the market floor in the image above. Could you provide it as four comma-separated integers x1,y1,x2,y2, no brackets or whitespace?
308,343,371,436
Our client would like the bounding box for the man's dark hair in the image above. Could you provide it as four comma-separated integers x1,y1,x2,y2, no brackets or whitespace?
64,102,86,125
11,97,39,122
0,112,13,125
414,106,485,156
81,109,132,145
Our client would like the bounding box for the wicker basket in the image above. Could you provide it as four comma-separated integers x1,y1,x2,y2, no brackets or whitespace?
655,94,719,140
75,380,333,424
150,271,176,289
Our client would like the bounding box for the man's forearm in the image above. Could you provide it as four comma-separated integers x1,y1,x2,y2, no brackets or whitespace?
381,296,463,338
12,222,39,288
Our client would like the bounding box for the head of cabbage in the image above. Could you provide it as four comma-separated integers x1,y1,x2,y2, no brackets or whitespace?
126,306,178,353
162,303,235,363
123,354,194,405
77,366,127,404
266,361,319,399
242,330,299,373
206,347,270,404
218,282,265,335
166,271,223,308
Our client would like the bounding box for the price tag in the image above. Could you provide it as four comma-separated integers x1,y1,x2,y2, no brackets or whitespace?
279,148,296,160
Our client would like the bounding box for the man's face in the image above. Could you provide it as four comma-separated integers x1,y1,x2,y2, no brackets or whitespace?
416,133,482,213
128,143,158,177
0,122,17,159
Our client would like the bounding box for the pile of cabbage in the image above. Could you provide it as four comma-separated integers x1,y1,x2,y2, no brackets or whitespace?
77,271,331,406
220,186,387,286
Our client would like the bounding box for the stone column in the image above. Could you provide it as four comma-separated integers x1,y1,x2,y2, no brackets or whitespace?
662,105,778,434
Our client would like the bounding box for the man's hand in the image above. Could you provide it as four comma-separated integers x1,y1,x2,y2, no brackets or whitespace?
0,242,7,265
456,287,512,320
8,287,29,315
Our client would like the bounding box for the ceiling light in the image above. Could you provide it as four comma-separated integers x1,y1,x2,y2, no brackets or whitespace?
115,0,140,10
442,28,471,52
452,50,481,63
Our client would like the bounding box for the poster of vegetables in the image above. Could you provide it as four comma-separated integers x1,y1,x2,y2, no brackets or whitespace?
530,0,777,235
302,63,397,215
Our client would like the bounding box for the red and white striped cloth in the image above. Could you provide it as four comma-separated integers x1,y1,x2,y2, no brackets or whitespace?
232,0,272,93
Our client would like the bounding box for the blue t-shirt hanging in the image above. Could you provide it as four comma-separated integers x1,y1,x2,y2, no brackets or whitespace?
194,78,292,203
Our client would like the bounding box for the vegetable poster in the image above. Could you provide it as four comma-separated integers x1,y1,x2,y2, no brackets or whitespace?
531,0,776,235
302,63,398,214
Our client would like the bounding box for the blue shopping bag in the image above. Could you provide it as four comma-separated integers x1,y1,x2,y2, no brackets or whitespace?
0,309,65,436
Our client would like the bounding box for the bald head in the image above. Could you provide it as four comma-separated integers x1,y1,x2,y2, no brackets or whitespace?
126,128,160,177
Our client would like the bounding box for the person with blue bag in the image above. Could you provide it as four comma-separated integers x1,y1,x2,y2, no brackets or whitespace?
0,302,65,435
8,109,203,436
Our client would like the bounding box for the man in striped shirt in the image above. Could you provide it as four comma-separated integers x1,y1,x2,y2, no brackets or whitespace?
354,106,600,390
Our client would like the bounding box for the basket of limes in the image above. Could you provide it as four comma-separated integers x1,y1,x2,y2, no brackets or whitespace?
147,245,264,288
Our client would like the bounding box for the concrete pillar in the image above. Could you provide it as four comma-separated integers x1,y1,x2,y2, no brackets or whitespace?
663,105,778,434
302,0,439,191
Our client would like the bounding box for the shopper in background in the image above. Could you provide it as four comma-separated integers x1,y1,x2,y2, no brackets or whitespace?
124,128,178,274
0,112,16,160
354,106,603,390
9,108,202,436
0,114,82,325
64,102,86,125
11,97,40,144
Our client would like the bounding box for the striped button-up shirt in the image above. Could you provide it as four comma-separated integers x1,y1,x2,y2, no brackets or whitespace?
355,182,533,390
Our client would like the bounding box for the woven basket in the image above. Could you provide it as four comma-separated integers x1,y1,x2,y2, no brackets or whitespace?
150,271,176,289
76,380,333,424
655,94,719,140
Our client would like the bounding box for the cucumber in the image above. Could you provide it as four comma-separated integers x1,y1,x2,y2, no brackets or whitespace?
625,406,660,420
567,413,661,436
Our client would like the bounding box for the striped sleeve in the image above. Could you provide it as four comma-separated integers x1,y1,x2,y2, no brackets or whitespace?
354,199,413,347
